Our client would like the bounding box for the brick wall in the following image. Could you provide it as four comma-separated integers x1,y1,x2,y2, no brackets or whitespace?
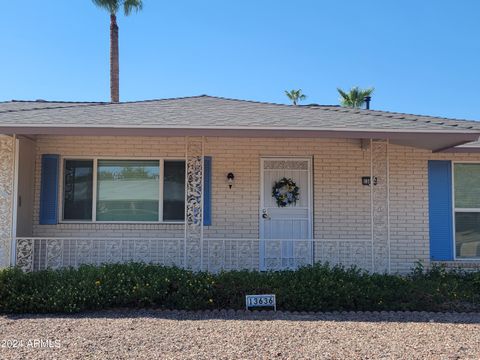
204,137,372,240
32,136,186,238
389,144,480,273
27,135,480,273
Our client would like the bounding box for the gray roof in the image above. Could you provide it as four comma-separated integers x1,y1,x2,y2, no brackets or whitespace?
0,95,477,131
0,100,104,113
0,95,479,152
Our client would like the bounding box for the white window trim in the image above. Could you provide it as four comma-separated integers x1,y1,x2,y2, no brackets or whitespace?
452,161,480,260
59,155,186,224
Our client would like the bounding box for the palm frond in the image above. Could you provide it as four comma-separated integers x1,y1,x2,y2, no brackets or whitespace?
361,87,375,97
92,0,143,15
124,0,143,15
337,88,352,107
92,0,119,14
336,88,349,100
285,89,307,105
337,87,374,108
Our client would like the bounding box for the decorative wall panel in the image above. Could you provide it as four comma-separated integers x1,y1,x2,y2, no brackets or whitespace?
46,238,63,269
77,239,93,266
316,240,372,271
185,137,204,270
263,160,309,170
16,238,33,271
371,140,390,273
0,136,14,269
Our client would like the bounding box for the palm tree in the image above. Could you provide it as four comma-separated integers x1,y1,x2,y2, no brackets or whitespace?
337,87,374,108
285,89,307,106
92,0,143,103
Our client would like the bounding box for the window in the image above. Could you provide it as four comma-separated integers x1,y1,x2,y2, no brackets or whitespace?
163,161,185,221
63,160,93,220
454,163,480,258
62,158,185,222
97,160,160,222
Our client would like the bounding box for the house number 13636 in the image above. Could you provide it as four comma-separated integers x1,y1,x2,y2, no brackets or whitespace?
245,294,276,311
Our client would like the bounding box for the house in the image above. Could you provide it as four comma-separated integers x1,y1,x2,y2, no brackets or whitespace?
0,95,479,274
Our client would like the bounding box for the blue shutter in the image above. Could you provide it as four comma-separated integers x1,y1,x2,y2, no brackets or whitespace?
428,160,454,260
40,154,60,225
203,156,212,226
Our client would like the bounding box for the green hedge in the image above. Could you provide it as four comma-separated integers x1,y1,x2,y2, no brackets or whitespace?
0,263,479,313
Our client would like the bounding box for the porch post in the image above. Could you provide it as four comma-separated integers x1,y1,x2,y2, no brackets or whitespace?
184,136,204,271
0,135,16,269
370,139,391,273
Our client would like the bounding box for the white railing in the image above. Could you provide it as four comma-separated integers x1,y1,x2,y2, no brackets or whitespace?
15,237,373,272
16,237,185,272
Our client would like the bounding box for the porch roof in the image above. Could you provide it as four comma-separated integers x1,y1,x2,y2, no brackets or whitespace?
0,95,479,152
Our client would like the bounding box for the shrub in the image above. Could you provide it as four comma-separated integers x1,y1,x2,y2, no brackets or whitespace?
0,262,478,314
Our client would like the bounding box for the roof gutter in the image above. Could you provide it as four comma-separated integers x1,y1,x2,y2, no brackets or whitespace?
0,126,478,153
431,139,480,153
0,121,480,134
0,124,478,134
436,145,480,153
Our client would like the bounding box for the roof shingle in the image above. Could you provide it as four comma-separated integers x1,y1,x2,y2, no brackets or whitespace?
0,95,478,133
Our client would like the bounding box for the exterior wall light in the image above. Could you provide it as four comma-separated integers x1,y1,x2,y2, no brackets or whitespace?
227,172,235,188
362,176,377,186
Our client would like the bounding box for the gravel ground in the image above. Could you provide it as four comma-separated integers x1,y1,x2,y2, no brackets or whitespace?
1,310,479,359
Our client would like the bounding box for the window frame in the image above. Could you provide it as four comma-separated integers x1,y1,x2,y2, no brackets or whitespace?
59,156,186,224
452,161,480,260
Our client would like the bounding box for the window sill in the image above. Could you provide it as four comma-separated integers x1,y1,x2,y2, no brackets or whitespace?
453,258,480,261
57,221,185,225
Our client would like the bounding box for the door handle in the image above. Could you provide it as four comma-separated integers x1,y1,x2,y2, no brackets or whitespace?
262,209,270,220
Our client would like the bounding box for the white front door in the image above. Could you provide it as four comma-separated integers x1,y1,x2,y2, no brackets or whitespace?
260,157,313,270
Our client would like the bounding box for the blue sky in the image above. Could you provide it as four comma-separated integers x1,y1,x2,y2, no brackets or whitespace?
1,0,479,120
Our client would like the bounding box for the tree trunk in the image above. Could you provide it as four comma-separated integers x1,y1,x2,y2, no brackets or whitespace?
110,14,119,103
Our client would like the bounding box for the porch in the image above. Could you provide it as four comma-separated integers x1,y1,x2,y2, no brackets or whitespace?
1,134,393,273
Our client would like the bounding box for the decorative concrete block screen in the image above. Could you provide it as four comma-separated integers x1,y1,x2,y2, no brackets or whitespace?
0,136,14,269
185,137,204,270
372,140,390,273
